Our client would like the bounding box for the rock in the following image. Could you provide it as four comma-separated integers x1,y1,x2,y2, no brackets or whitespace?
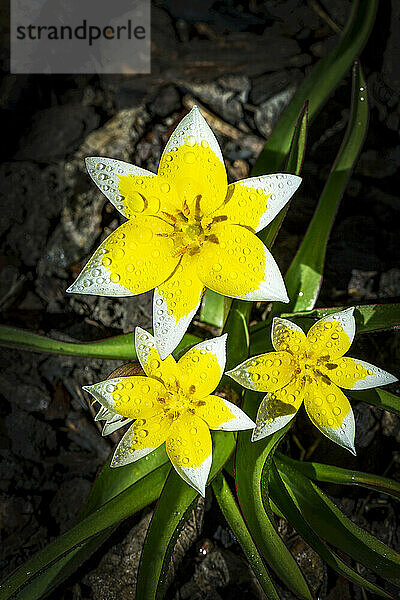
348,270,378,301
148,85,181,118
84,512,152,600
67,293,152,332
5,408,57,463
179,77,250,123
250,68,303,105
356,147,400,179
0,350,51,412
0,162,64,266
14,105,100,162
354,403,378,449
50,478,92,533
254,85,298,138
379,268,400,298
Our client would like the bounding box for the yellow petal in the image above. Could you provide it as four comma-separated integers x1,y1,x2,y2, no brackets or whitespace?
306,308,355,361
154,255,205,359
211,174,301,232
303,374,355,454
157,106,227,218
166,412,212,496
83,376,166,420
135,328,180,387
111,412,172,467
272,317,308,354
197,223,288,302
67,216,179,297
177,334,227,398
193,394,255,431
85,157,158,219
252,377,304,441
227,351,295,393
118,173,180,218
323,357,398,390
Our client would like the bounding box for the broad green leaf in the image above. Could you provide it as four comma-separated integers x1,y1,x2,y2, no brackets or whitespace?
273,61,369,315
0,464,170,600
199,289,226,328
80,446,169,519
281,303,400,334
277,453,400,501
235,393,312,600
268,461,391,598
349,388,400,417
259,101,308,249
212,472,280,600
0,325,199,360
250,302,400,356
16,447,170,600
253,0,377,175
275,456,400,587
136,431,235,600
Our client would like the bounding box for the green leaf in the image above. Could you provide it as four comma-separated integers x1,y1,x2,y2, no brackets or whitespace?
0,464,171,600
273,61,369,315
212,472,280,600
268,461,391,598
275,455,400,587
281,303,400,334
253,0,377,175
136,431,235,600
259,101,308,249
199,289,227,328
235,393,312,600
223,301,251,370
286,101,308,175
349,388,400,417
0,325,200,360
277,453,400,501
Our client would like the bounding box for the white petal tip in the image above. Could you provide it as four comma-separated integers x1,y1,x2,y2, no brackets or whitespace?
82,385,91,392
251,428,266,442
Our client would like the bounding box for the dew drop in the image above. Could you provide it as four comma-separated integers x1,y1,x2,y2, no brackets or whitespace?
184,151,196,164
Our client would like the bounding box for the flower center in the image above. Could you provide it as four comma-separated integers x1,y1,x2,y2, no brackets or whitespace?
158,195,226,258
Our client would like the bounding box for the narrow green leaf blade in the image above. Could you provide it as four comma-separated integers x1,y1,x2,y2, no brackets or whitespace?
268,461,391,598
275,61,369,314
259,101,308,249
136,431,235,600
277,453,400,501
212,472,280,600
0,325,199,360
275,456,400,586
253,0,377,174
235,392,312,600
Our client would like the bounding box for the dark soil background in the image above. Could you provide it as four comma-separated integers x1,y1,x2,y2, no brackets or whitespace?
0,1,399,599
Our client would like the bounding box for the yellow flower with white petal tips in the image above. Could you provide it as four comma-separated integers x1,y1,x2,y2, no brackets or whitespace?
227,308,397,454
83,327,255,496
67,106,301,359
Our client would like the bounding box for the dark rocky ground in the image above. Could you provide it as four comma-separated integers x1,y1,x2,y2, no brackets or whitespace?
0,1,399,598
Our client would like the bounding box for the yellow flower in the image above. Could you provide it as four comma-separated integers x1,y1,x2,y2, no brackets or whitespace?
84,328,255,495
67,106,301,359
227,308,397,454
